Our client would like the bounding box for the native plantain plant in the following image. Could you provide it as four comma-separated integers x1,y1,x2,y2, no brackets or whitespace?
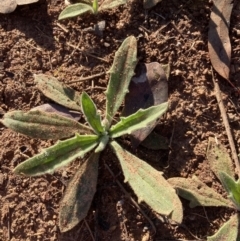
1,36,183,232
168,137,240,241
59,0,127,20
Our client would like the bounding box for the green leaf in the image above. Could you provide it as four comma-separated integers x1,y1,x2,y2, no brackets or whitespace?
207,213,239,241
14,134,99,176
59,152,100,232
219,172,240,210
105,36,138,128
109,102,168,138
2,110,92,140
58,3,94,20
34,74,82,111
168,175,233,208
92,0,98,13
206,137,235,182
81,92,104,134
99,0,127,11
110,140,183,224
94,134,109,153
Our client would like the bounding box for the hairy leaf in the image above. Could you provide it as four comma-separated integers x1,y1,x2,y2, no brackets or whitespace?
94,135,109,153
14,134,99,176
207,137,235,182
123,62,168,147
105,36,138,128
0,0,38,14
168,175,233,208
109,102,168,138
58,3,94,20
219,172,240,210
59,152,100,232
2,110,92,140
34,74,82,111
143,0,162,9
99,0,127,11
207,213,239,241
208,0,233,80
110,141,183,223
81,92,104,134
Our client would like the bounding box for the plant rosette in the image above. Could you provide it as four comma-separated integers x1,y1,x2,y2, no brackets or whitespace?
2,36,183,232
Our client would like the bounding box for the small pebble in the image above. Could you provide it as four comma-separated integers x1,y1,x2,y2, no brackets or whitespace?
104,42,110,47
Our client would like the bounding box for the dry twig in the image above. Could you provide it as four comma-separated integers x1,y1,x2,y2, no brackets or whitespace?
67,72,105,83
84,219,95,241
56,22,69,33
66,42,109,63
211,69,240,176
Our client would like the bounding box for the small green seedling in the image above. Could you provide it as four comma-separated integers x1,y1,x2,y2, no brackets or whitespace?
2,36,183,232
59,0,127,20
169,137,240,241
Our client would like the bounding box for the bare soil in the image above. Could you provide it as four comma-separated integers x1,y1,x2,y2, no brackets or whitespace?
0,0,240,240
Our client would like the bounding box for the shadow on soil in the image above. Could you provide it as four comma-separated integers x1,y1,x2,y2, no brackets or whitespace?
0,0,55,50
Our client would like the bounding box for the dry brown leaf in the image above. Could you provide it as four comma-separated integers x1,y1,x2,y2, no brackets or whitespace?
122,62,168,148
0,0,38,14
208,0,233,80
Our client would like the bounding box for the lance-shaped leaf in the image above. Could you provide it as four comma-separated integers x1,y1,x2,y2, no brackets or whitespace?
109,102,168,138
34,74,82,111
105,36,137,128
110,141,183,223
168,175,233,208
59,152,100,232
218,172,240,210
58,3,94,20
2,110,92,140
99,0,127,11
81,92,104,134
206,137,235,182
207,213,239,241
14,134,99,176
